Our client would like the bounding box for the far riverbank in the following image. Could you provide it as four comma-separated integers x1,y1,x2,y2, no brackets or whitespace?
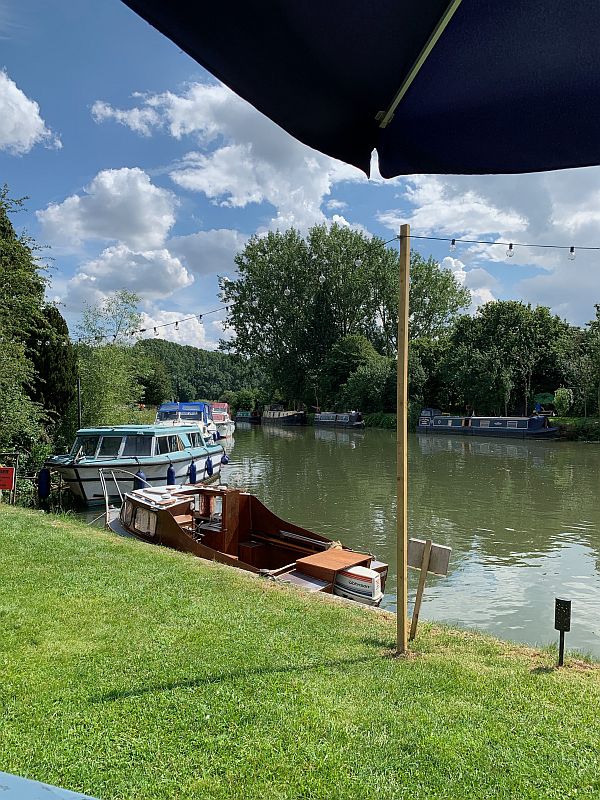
361,411,600,440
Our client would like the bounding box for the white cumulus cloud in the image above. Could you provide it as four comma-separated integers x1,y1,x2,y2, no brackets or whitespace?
0,70,61,154
37,167,177,250
169,228,248,276
64,245,193,309
92,82,363,232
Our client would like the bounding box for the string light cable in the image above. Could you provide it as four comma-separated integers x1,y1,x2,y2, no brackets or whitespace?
395,233,600,260
78,304,229,344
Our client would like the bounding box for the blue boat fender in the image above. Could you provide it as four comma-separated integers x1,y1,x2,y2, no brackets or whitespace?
167,463,176,485
37,467,51,500
134,469,147,490
188,460,197,483
220,453,229,465
205,455,214,476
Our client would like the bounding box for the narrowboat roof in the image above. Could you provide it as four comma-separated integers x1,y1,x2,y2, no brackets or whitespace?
75,424,208,436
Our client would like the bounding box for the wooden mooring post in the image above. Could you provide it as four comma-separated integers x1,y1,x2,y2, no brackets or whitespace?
396,224,410,655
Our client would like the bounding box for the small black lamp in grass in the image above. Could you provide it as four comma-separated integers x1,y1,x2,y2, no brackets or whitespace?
555,598,571,667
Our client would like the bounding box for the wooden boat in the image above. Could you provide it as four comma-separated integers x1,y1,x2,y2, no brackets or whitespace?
417,408,559,439
111,484,388,606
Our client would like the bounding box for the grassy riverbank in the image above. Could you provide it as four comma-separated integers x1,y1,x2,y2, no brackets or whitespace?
2,506,600,799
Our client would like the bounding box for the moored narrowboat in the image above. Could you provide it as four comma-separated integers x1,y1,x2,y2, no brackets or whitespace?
417,408,559,439
262,404,306,425
314,411,364,428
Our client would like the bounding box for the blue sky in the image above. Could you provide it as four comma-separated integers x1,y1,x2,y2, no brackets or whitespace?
2,0,600,348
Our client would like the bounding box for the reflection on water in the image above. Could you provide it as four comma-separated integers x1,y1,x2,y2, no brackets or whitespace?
220,427,600,656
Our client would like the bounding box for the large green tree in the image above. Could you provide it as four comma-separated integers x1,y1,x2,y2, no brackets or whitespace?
220,224,470,406
439,301,571,415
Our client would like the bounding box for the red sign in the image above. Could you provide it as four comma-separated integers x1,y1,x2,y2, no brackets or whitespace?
0,467,15,491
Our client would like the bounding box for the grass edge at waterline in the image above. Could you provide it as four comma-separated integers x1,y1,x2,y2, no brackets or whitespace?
1,505,599,800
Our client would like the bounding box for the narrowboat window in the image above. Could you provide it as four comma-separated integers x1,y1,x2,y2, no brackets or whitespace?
98,437,123,458
156,435,185,455
507,420,518,428
122,435,152,456
71,436,99,457
188,432,204,447
480,420,490,428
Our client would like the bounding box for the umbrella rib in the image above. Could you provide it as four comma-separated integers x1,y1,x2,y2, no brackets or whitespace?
377,0,463,128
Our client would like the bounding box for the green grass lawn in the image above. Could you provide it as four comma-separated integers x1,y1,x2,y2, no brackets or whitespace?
1,506,599,799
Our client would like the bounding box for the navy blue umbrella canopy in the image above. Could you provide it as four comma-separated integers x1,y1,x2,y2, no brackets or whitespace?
122,0,600,177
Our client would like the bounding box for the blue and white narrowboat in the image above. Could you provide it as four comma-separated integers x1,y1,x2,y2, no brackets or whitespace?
46,424,224,503
417,408,559,439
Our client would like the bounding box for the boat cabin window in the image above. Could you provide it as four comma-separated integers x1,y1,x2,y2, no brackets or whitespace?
122,500,134,527
188,432,204,447
71,435,99,458
155,434,185,455
122,435,153,457
179,410,204,421
98,436,123,458
134,507,157,536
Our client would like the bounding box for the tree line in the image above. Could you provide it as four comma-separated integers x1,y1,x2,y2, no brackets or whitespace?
221,224,600,419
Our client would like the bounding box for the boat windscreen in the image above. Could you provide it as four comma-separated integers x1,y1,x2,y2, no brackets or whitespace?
71,435,99,457
156,410,178,421
179,411,203,420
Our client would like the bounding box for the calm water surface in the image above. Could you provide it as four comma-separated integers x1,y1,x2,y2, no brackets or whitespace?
218,424,600,656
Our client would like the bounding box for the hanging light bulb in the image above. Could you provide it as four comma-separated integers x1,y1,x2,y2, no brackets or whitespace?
506,243,514,258
354,257,362,267
153,327,158,337
318,274,326,285
175,321,179,331
284,287,291,297
569,246,576,261
197,314,203,321
450,238,456,252
252,298,259,308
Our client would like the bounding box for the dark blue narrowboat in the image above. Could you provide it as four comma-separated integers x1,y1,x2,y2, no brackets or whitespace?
417,408,559,439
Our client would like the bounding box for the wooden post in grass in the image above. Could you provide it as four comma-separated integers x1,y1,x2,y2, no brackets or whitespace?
396,224,410,655
410,539,432,641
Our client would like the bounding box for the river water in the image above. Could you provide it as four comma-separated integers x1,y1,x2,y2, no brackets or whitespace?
218,424,600,657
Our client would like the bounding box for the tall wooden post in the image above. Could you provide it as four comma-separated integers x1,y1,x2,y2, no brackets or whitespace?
397,224,410,654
